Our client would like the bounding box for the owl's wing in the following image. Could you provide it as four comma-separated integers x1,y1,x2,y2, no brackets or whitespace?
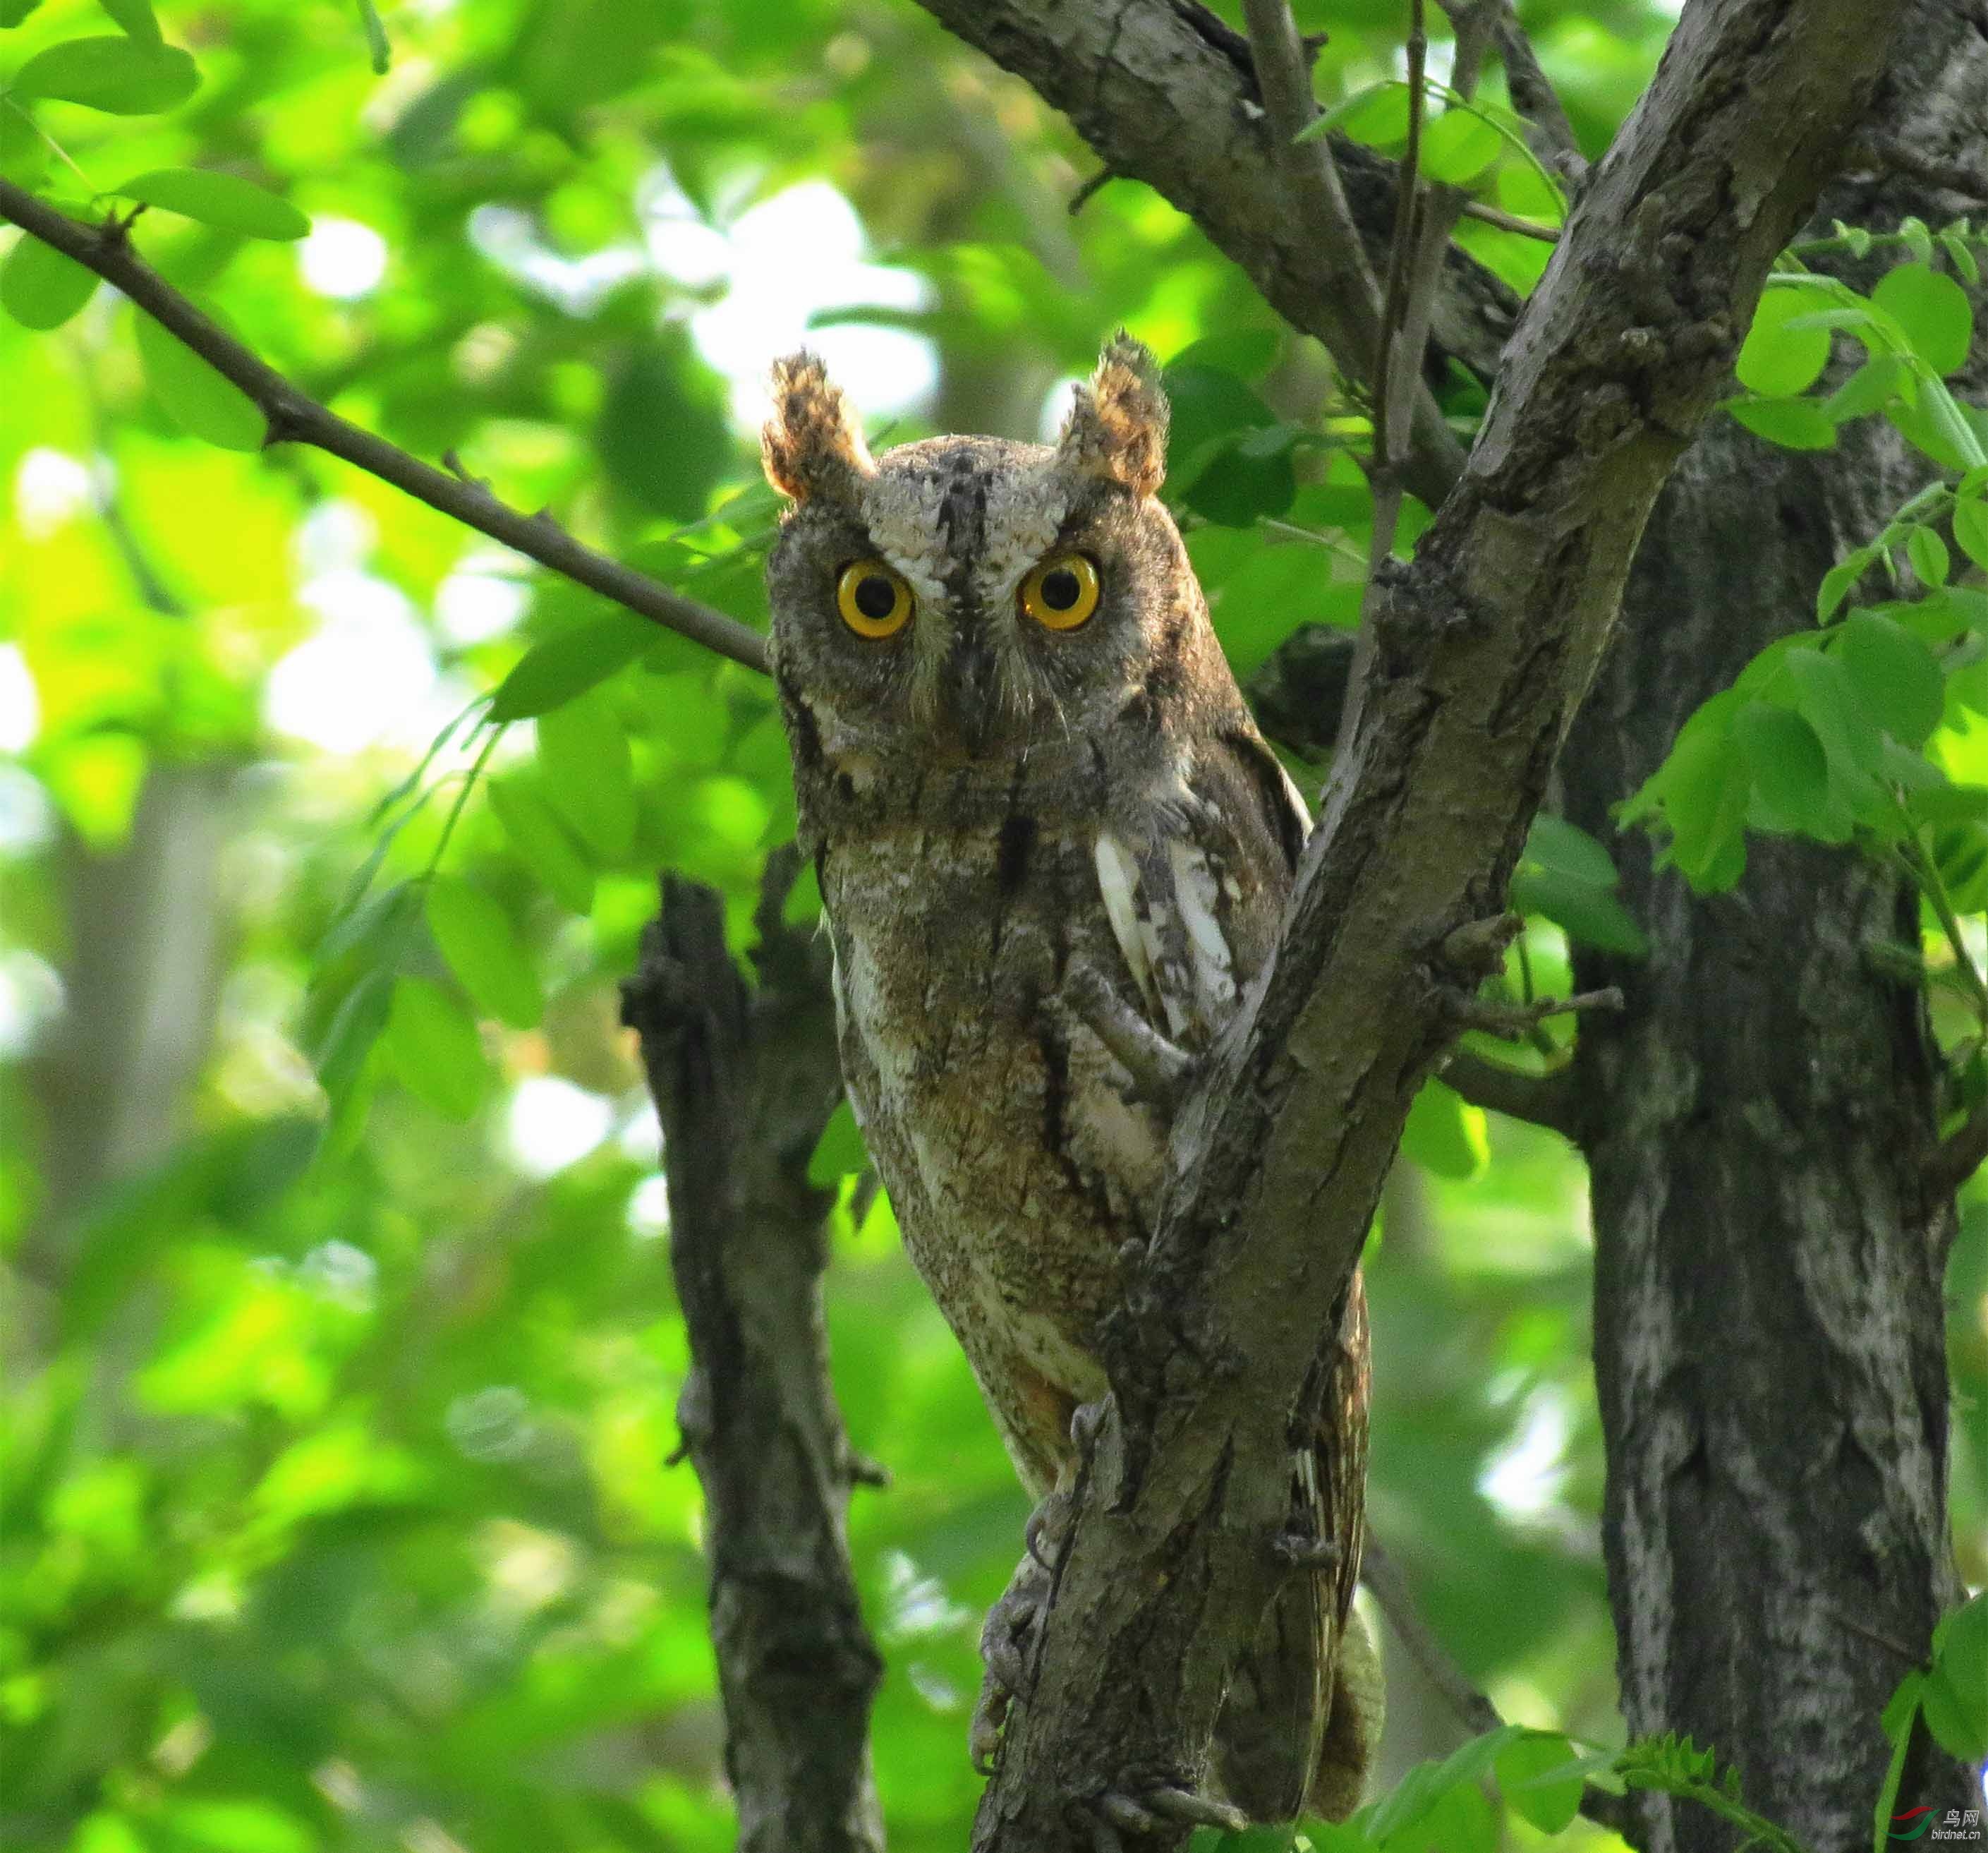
1091,730,1309,1051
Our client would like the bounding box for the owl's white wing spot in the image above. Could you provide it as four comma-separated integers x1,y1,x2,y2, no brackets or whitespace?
1094,831,1163,1023
1167,837,1238,1022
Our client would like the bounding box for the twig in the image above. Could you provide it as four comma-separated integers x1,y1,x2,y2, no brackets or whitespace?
0,177,770,675
1069,167,1119,214
1929,1101,1988,1197
1361,1536,1636,1841
1460,198,1561,241
1439,1046,1582,1140
1857,131,1988,205
1240,0,1467,509
1492,2,1587,188
1344,0,1489,747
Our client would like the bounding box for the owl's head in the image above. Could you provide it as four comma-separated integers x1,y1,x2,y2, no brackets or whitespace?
763,336,1219,765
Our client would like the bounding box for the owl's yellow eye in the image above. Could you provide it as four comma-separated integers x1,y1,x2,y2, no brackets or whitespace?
836,560,914,639
1019,553,1101,631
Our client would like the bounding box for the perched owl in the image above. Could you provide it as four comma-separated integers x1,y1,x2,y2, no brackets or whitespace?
761,337,1378,1824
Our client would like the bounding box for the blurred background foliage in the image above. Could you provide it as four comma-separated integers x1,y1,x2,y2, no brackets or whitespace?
0,1,1982,1851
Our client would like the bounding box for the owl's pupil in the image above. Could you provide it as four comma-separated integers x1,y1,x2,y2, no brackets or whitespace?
854,575,897,620
1041,567,1081,610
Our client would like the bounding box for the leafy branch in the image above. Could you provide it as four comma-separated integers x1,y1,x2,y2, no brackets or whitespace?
0,175,770,673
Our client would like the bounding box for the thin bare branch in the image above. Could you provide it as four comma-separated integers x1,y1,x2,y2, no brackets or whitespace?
0,178,770,675
1241,0,1469,507
1493,2,1587,188
1361,1537,1635,1842
1857,130,1988,204
1929,1101,1988,1197
1439,1046,1582,1139
1460,198,1562,241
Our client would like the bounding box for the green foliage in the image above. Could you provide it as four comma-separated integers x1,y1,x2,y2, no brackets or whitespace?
0,1,1982,1849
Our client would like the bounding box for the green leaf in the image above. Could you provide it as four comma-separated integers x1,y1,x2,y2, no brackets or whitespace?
424,876,543,1029
1940,228,1981,287
1905,525,1949,589
1420,107,1502,183
1953,495,1988,572
1402,1078,1489,1178
1524,812,1622,888
487,777,595,916
95,0,160,43
1921,1593,1988,1762
489,614,655,721
1299,80,1409,147
12,35,197,113
1726,397,1838,451
1822,355,1907,425
1838,610,1944,747
1510,864,1649,955
1737,289,1834,398
1625,693,1751,892
807,1098,868,1187
116,167,308,239
133,310,265,449
1872,263,1974,377
1496,1732,1584,1835
1367,1727,1522,1847
311,967,394,1111
1873,1677,1921,1853
1817,544,1879,621
385,977,493,1121
1786,647,1886,820
537,688,636,860
0,232,97,329
1735,702,1834,837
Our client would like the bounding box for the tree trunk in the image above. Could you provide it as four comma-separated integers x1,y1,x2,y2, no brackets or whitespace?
621,857,886,1853
1561,15,1988,1839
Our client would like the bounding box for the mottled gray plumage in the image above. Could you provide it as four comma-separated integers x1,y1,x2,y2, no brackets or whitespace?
762,338,1378,1822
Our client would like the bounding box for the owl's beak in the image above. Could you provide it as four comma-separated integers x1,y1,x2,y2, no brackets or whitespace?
944,632,1000,756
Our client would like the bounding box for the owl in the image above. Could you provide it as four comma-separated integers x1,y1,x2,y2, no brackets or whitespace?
761,337,1378,1825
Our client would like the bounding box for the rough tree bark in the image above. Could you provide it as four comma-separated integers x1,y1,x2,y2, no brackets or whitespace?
905,0,1984,1849
620,856,885,1853
907,0,1905,1844
1556,13,1988,1840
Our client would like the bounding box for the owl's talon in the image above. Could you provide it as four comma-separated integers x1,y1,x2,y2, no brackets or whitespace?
971,1488,1074,1773
1273,1529,1340,1567
1066,963,1197,1108
1069,1398,1109,1457
1024,1490,1074,1570
1143,1785,1249,1830
1084,1784,1247,1841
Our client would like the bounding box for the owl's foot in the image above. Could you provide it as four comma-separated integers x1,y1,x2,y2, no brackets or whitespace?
1086,1782,1248,1849
969,1489,1073,1773
1067,963,1196,1109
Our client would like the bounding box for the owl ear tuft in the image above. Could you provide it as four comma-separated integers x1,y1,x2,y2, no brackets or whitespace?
1059,333,1168,498
763,351,876,505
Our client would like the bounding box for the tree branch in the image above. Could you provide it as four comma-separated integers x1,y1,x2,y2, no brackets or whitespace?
1928,1101,1988,1197
913,0,1511,507
620,854,883,1853
0,178,770,675
1361,1536,1635,1842
1439,1046,1582,1140
1238,0,1469,506
1493,2,1588,189
962,0,1899,1835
